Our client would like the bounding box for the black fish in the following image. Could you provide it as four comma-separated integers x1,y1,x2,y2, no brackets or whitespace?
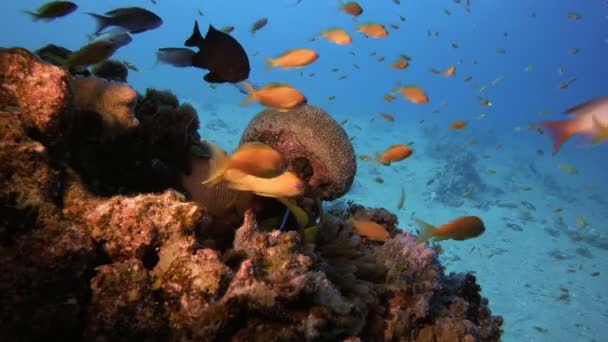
185,21,250,83
88,7,162,34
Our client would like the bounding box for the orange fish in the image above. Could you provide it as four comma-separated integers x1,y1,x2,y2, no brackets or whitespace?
265,48,319,72
349,218,390,241
391,59,409,70
239,82,307,111
228,142,285,177
339,1,363,16
319,28,352,45
541,96,608,155
377,144,413,165
202,141,285,186
379,112,395,122
449,120,467,129
443,65,455,76
416,216,485,242
224,168,304,198
356,23,388,38
394,85,429,104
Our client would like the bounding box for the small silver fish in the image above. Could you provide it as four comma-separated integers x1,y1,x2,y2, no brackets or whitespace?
156,48,195,67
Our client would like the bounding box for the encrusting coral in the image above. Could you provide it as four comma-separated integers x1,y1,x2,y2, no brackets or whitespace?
71,75,139,135
0,47,503,341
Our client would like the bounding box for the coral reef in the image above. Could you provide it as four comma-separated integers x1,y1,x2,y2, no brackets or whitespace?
71,75,139,135
240,105,357,201
427,151,503,207
0,47,502,341
0,47,72,138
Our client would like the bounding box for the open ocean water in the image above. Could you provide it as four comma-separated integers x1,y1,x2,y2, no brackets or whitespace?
2,0,607,341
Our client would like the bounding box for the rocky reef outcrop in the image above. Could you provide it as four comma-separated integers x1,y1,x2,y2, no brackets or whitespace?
0,47,502,341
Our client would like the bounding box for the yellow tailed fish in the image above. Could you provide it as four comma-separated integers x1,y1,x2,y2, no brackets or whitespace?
224,168,304,198
276,196,309,228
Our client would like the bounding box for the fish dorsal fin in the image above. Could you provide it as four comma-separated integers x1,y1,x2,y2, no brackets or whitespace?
185,21,205,48
565,96,608,117
264,83,289,89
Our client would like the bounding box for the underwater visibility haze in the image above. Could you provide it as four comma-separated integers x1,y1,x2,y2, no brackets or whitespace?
0,0,607,341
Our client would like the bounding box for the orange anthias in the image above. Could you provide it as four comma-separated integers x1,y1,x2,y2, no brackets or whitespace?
265,48,319,72
357,23,388,38
320,28,352,45
377,144,413,165
340,1,363,16
238,82,307,111
394,85,429,104
449,120,467,129
541,96,608,155
391,59,409,70
349,218,390,241
228,142,285,177
443,65,455,76
416,216,485,242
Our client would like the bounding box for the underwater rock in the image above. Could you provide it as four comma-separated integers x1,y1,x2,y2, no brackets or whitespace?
91,59,129,83
85,259,169,341
0,107,64,242
71,75,139,135
240,104,356,201
0,76,98,339
0,47,72,138
63,184,203,263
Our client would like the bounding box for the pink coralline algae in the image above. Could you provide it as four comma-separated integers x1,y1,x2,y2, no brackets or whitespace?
0,47,502,341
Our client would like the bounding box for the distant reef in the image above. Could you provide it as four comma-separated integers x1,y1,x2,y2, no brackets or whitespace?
0,47,502,341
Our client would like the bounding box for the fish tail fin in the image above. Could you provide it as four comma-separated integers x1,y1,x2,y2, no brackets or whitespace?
237,82,258,107
86,12,112,34
375,152,389,166
415,218,436,242
541,120,578,156
21,10,41,21
185,21,204,48
264,58,275,73
201,141,229,186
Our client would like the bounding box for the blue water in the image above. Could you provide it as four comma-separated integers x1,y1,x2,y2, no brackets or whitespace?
2,0,607,341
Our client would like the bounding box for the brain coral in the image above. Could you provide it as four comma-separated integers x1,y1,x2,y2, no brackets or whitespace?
240,105,356,200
